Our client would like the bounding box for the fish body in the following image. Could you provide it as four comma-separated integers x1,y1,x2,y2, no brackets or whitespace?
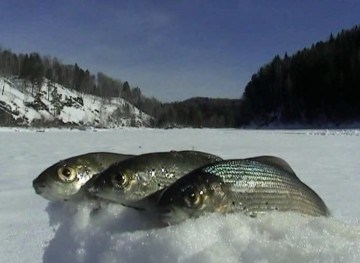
89,150,223,206
156,156,330,225
33,152,133,201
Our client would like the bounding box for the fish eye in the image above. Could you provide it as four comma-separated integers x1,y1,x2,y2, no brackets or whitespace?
111,172,129,188
58,166,77,183
181,185,202,208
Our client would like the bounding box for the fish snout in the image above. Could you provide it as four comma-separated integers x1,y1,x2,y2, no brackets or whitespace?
33,180,46,194
34,186,44,195
158,207,181,226
158,207,172,215
157,207,173,218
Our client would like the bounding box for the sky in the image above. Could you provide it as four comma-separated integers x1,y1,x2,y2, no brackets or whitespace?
0,0,360,102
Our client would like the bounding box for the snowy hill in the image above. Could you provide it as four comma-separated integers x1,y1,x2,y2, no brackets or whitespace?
0,77,153,128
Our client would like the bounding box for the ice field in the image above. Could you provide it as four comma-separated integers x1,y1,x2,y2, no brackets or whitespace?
0,128,359,263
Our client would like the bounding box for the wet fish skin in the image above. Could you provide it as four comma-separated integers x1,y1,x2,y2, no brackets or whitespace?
33,152,133,201
156,156,330,225
89,150,223,206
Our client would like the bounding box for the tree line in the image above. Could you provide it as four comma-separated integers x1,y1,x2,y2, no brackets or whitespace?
0,47,157,108
2,24,360,127
155,97,242,128
143,25,360,127
0,45,242,127
240,25,360,125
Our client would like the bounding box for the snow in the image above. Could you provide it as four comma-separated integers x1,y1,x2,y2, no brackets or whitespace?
0,77,152,127
0,128,359,263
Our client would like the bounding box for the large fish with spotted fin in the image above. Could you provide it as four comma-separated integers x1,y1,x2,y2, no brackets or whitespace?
153,156,330,225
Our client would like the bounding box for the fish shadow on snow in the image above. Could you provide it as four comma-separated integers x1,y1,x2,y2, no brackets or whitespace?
42,199,163,263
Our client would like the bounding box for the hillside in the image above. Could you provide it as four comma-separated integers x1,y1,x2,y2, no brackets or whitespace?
2,25,360,129
0,77,153,128
241,25,360,126
152,25,360,128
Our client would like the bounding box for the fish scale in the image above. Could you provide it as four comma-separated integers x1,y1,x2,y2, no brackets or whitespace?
90,150,223,206
156,156,330,225
207,159,329,216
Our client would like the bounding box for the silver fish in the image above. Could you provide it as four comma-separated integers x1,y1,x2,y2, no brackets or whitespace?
33,152,133,201
88,150,223,207
155,156,330,225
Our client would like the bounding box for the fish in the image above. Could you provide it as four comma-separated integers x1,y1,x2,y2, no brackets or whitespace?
155,156,330,225
33,152,134,201
88,150,223,207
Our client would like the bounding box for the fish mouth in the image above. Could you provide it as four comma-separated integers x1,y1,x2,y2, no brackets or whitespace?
32,183,58,201
33,179,46,195
157,207,183,225
34,186,44,195
157,206,193,225
158,208,172,217
158,209,174,226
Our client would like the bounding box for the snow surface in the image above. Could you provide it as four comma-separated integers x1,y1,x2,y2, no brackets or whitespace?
0,128,359,263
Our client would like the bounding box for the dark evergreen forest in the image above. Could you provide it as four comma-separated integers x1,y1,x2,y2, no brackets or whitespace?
240,26,360,126
156,97,242,128
155,25,360,127
1,24,360,127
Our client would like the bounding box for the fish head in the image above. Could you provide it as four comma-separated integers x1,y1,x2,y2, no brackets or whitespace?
33,156,98,201
88,161,156,205
157,171,227,225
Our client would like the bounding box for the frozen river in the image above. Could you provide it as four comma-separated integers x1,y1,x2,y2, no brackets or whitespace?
0,128,359,263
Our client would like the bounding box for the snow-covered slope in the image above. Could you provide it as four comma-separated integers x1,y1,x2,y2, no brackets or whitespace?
0,77,153,127
0,128,359,263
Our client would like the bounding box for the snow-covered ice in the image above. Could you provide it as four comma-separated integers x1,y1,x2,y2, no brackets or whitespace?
0,128,359,263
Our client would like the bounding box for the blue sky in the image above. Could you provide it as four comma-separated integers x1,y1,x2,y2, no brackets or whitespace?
1,0,359,101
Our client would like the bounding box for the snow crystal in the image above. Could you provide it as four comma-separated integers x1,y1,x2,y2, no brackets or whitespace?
41,200,360,263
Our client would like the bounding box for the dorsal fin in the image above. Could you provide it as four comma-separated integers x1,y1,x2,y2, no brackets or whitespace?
246,156,299,179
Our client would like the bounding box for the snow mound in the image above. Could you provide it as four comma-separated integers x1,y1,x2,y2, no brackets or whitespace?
43,201,360,263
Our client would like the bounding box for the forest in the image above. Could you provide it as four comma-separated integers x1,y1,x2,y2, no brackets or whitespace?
156,97,242,128
155,25,360,127
240,26,360,126
1,24,360,127
0,49,152,106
